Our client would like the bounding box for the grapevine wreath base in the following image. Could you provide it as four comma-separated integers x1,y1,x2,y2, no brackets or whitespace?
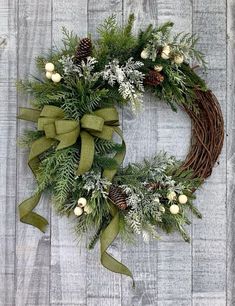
18,15,224,285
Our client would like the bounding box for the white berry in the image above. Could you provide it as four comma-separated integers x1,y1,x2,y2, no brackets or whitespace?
52,73,62,83
74,206,83,216
141,49,149,59
178,194,188,204
154,65,163,72
174,54,184,65
167,191,176,201
169,204,180,215
77,197,87,207
46,71,53,79
159,205,165,213
84,205,92,214
161,45,171,59
45,62,55,72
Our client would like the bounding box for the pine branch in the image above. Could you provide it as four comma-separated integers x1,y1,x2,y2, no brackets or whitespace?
19,130,44,148
95,139,124,155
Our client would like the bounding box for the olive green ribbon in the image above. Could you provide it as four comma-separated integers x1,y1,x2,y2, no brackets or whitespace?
18,105,120,232
18,105,134,285
19,105,120,174
100,127,135,287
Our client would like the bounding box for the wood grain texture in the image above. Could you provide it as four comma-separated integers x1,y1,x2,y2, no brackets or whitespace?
16,1,52,305
0,0,233,304
192,1,227,305
227,0,235,305
0,0,17,305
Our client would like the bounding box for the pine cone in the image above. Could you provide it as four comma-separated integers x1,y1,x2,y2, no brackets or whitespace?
145,182,161,191
75,38,92,63
145,182,165,191
108,185,128,210
144,70,164,86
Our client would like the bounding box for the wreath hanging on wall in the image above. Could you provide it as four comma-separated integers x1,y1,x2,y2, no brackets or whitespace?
17,15,224,285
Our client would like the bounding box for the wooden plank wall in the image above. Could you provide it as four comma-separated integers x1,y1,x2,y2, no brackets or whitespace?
0,0,234,305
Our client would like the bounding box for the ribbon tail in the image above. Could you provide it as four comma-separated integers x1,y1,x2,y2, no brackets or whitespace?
76,131,95,175
100,203,135,287
101,134,134,285
18,192,48,233
18,137,54,232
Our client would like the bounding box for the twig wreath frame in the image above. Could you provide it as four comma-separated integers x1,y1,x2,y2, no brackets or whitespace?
17,15,224,285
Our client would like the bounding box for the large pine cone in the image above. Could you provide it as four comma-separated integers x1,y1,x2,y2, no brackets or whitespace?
144,70,164,86
108,185,128,210
75,38,92,63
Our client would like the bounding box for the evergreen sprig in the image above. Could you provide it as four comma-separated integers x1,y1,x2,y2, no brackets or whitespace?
95,14,137,67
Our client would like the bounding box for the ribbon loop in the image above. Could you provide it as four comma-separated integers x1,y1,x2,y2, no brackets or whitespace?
18,107,41,122
94,108,119,125
40,105,64,118
81,114,104,132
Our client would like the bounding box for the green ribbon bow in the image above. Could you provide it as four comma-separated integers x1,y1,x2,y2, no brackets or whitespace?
18,105,134,285
19,105,120,175
17,105,120,231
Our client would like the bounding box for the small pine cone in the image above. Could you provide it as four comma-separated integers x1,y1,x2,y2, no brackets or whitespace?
75,38,92,63
145,182,166,191
108,185,128,210
144,70,164,86
145,182,161,191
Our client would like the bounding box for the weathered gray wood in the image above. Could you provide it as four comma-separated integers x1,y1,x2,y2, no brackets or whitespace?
227,0,235,305
0,0,233,304
0,0,17,304
15,1,52,305
192,1,227,305
50,1,88,305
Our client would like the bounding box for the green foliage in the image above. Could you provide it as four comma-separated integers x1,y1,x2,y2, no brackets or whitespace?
93,154,119,170
94,14,137,68
19,130,44,147
112,153,202,242
152,63,207,111
17,79,64,108
171,32,207,68
36,147,79,210
61,27,80,54
95,139,124,155
60,75,109,119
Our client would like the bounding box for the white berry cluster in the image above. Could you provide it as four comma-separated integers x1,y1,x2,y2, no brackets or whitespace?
165,191,188,215
45,62,62,83
141,44,184,66
152,191,188,216
73,197,92,217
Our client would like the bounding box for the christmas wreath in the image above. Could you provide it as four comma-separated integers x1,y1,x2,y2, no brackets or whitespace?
17,15,224,285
